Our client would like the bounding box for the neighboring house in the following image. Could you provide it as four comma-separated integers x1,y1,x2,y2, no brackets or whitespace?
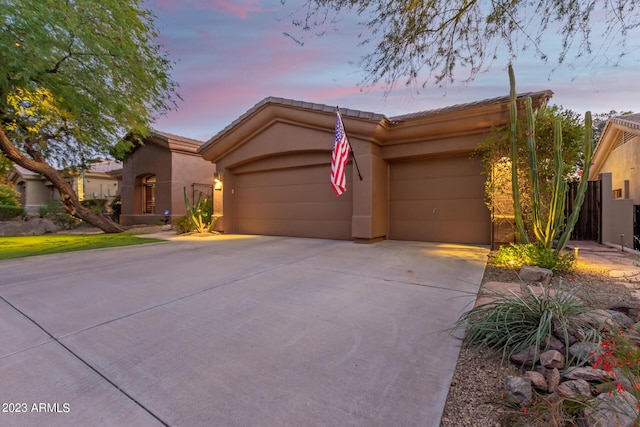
119,130,216,226
75,159,122,203
589,112,640,249
198,93,552,246
8,160,122,214
8,165,50,213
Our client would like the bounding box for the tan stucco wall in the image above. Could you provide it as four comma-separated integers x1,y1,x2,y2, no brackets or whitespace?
82,174,119,200
120,140,214,225
600,173,635,249
169,150,215,218
201,95,550,244
211,109,496,243
598,136,640,204
19,178,52,212
120,142,172,225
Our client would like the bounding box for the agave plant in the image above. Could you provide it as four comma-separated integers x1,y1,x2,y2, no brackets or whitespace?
183,187,218,233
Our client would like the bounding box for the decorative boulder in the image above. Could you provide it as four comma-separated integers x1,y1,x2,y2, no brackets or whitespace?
563,367,611,382
557,379,591,398
519,266,553,284
539,349,565,369
504,376,532,405
583,391,639,427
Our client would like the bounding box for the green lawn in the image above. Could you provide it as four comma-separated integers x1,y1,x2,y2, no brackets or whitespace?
0,233,165,260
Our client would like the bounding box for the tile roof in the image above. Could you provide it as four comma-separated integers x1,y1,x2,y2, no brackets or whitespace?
204,96,386,146
202,91,553,151
388,91,554,122
151,129,205,146
610,113,640,131
87,159,122,173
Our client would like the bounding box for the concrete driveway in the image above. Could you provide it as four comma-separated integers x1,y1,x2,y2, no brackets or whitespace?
0,235,488,427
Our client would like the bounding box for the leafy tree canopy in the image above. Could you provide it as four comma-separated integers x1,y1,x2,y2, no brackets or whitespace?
291,0,639,90
0,0,177,166
592,110,634,144
0,152,11,183
0,0,178,231
0,181,19,206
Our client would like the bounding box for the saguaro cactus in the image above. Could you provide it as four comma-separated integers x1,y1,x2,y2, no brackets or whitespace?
509,65,529,243
556,112,593,252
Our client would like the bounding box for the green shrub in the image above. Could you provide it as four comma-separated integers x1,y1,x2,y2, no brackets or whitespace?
493,243,575,272
38,200,80,229
0,204,25,220
80,198,108,214
110,195,121,222
0,183,20,206
176,215,193,234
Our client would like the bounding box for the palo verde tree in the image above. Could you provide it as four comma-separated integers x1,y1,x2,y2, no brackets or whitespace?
0,0,177,232
290,0,639,89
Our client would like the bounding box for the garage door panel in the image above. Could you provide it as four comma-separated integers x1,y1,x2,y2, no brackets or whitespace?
234,164,352,239
389,156,490,244
391,157,479,179
236,182,339,204
391,175,485,201
390,199,488,222
237,201,352,221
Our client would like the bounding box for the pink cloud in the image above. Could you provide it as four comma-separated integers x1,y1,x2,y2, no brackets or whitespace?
202,0,264,19
150,0,268,19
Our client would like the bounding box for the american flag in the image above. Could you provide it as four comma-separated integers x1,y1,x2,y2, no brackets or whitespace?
330,110,351,196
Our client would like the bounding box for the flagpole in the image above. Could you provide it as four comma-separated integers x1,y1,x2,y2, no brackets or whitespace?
336,106,363,181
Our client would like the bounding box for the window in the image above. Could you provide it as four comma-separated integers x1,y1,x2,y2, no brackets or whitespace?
143,175,156,213
613,188,622,199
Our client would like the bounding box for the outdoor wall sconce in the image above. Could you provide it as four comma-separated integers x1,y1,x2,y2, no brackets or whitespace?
213,172,222,190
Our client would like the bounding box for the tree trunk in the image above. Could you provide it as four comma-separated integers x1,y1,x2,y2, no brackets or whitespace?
0,128,125,233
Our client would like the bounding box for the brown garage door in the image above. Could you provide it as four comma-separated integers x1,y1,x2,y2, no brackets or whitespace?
389,155,490,244
234,164,352,239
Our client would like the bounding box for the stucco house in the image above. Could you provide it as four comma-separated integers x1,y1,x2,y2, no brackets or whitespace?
119,130,217,226
589,113,640,249
8,160,122,214
198,93,552,245
590,113,640,202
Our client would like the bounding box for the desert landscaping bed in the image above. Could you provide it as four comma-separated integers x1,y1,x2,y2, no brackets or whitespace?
440,252,640,427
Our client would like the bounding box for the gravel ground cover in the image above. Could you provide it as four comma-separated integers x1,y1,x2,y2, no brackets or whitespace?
440,251,640,427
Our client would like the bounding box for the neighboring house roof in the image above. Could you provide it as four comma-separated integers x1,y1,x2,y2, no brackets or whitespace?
198,91,553,162
151,129,205,147
11,164,38,178
124,129,205,157
88,159,122,173
590,112,640,179
9,160,123,185
149,129,205,154
608,113,640,131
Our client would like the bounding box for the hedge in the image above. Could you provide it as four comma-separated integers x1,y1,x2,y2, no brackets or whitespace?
0,205,25,220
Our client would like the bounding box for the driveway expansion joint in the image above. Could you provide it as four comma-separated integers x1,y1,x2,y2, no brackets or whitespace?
0,293,170,426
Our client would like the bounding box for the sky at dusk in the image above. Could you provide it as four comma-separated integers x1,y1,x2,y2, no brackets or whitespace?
147,0,640,142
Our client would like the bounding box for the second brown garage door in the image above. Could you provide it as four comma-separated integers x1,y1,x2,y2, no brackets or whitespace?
233,164,353,240
389,155,490,244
